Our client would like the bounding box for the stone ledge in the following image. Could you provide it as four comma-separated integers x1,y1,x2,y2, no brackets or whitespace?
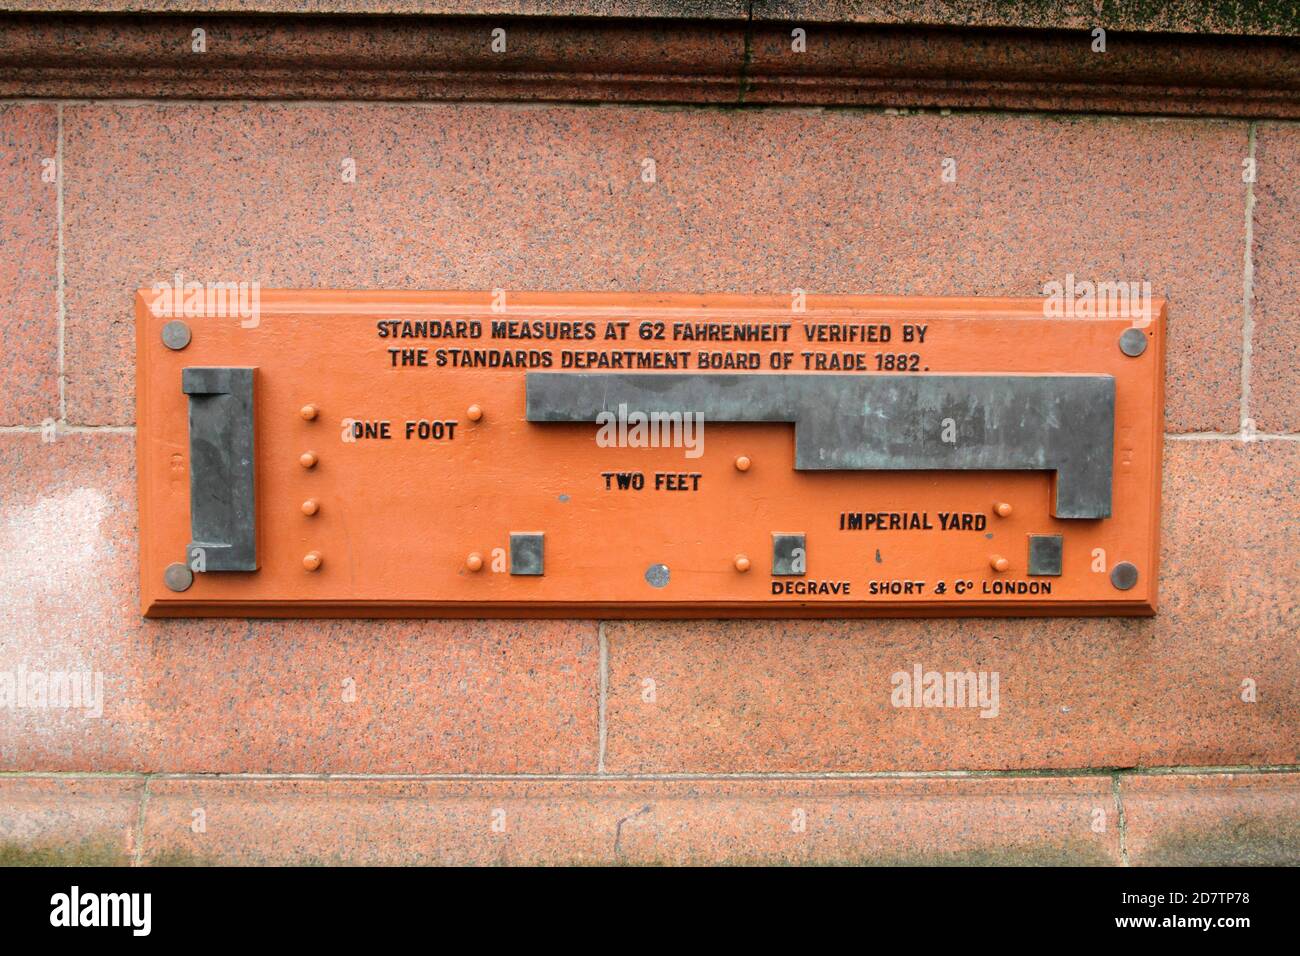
2,771,1297,865
0,13,1296,117
0,2,1295,37
1121,772,1300,866
2,773,1122,865
0,777,144,866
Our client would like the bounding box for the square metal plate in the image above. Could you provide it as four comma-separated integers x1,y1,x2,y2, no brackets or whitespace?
1027,534,1065,577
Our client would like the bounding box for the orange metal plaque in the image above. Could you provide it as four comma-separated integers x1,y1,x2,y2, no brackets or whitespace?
136,290,1165,617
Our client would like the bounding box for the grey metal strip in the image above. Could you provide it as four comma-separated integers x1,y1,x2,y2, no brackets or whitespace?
182,366,258,571
526,372,1114,519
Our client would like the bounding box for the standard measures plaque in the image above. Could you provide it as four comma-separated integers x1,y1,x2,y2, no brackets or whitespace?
137,290,1165,617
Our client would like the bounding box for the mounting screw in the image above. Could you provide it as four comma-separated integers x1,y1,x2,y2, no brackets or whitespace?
466,404,484,422
1119,328,1148,357
303,551,322,571
989,555,1010,572
735,455,751,472
301,498,319,516
1110,561,1139,590
163,562,193,592
466,552,484,572
994,502,1013,518
645,563,670,588
299,451,318,468
734,554,751,572
300,404,319,421
161,320,191,351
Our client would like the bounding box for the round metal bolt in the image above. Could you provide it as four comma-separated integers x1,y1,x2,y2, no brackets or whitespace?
645,563,670,588
303,551,322,571
161,320,191,351
301,498,319,516
466,404,484,422
994,502,1013,518
735,455,752,472
465,552,484,572
1110,561,1139,590
1119,328,1148,357
734,554,751,573
163,562,194,592
989,555,1010,572
299,451,318,469
300,404,319,421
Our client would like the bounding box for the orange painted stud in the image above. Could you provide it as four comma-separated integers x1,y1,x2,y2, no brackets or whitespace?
734,554,751,572
989,555,1010,572
301,498,319,516
300,404,318,421
465,552,484,572
299,451,318,468
466,404,484,422
735,455,752,472
994,502,1013,517
303,551,322,571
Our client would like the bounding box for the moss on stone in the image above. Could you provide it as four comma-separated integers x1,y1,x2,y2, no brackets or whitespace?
0,837,130,867
1139,815,1300,866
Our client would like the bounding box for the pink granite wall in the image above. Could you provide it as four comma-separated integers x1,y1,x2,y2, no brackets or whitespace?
0,23,1297,865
